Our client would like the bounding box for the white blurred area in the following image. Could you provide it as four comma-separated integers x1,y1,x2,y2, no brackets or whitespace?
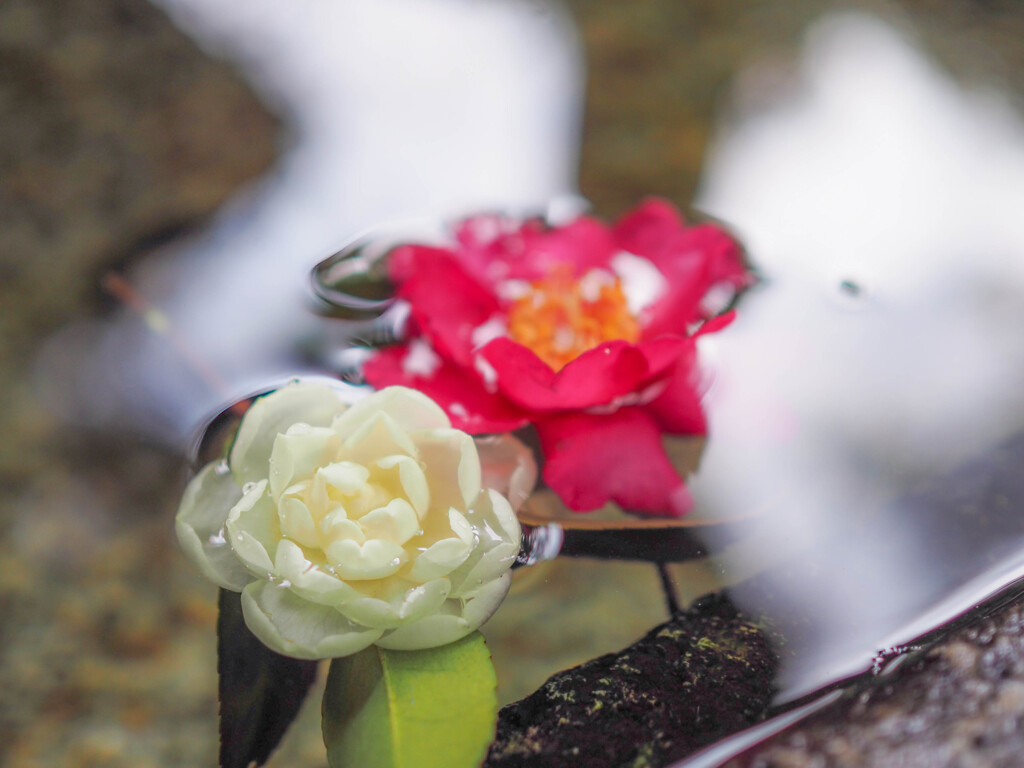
691,13,1024,698
697,11,1024,498
37,0,583,444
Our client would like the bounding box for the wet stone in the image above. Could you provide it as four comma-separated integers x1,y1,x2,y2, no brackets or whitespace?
485,594,777,768
726,593,1024,768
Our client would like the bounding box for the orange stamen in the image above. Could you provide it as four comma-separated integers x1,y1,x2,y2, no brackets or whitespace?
507,270,640,371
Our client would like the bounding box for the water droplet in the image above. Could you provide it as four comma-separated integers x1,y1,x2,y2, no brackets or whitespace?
390,557,402,567
214,460,230,475
278,579,292,589
207,529,227,547
242,481,257,494
517,522,564,566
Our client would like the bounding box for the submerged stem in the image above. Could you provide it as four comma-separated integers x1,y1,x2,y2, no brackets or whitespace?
657,563,681,616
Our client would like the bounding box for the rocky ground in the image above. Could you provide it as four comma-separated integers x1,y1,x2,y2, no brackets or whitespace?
4,1,1024,767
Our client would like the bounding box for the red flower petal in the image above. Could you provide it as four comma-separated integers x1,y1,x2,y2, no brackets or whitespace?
363,346,529,434
643,357,708,436
536,408,692,517
694,309,737,337
525,217,617,278
635,335,692,384
454,215,616,283
613,197,689,257
479,338,651,412
614,198,747,286
389,248,500,365
691,223,748,287
388,244,450,284
638,224,746,338
613,198,748,338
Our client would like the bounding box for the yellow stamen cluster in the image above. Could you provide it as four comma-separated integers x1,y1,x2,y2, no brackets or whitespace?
507,271,640,371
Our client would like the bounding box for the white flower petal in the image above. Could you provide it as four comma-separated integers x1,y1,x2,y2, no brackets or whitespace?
343,483,393,520
268,425,337,501
338,596,401,629
338,577,448,629
448,508,476,547
241,581,382,659
413,428,482,510
359,499,420,546
230,382,346,487
408,537,472,582
324,538,406,580
278,497,320,549
225,480,278,576
376,455,430,518
274,539,356,605
448,542,519,598
332,386,451,438
342,413,417,463
460,572,512,628
482,488,522,545
375,609,469,650
396,578,451,622
321,510,364,543
174,461,251,591
317,461,371,496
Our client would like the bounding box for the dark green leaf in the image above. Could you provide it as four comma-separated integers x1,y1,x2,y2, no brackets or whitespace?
218,588,319,768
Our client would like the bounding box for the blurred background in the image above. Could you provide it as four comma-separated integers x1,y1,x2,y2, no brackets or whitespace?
4,1,1024,766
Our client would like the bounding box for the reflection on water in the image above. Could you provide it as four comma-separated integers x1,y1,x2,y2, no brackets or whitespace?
31,4,1024,763
686,7,1024,725
37,0,582,444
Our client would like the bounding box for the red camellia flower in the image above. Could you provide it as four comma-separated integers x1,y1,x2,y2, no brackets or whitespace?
363,198,750,517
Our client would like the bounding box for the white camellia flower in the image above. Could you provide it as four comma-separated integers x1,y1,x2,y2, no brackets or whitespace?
176,382,533,659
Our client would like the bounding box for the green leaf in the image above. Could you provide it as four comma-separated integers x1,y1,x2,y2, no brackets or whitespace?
322,632,498,768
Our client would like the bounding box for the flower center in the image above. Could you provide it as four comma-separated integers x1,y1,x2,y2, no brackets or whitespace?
507,269,640,371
